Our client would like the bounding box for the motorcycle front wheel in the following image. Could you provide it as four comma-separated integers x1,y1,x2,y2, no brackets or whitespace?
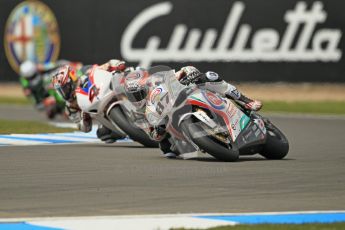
260,121,289,160
108,106,159,148
180,118,239,162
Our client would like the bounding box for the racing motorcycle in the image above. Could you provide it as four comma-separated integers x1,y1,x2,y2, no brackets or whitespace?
76,67,157,147
21,69,66,119
107,70,158,148
144,67,289,162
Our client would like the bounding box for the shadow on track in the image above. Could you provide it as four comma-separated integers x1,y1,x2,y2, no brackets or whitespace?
180,156,295,163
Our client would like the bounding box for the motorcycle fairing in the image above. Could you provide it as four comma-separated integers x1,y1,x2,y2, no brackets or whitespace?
76,68,113,113
186,90,250,142
235,120,267,153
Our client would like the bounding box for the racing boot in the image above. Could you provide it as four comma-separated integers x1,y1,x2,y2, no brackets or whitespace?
96,125,122,144
159,137,177,159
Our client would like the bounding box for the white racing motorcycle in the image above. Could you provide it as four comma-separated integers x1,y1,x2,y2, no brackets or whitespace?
76,67,156,147
144,66,289,161
76,67,126,140
107,71,158,148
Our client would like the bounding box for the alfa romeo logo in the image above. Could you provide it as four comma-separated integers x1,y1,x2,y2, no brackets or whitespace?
4,0,60,73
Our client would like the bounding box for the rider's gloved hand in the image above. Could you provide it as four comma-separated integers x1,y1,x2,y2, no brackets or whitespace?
225,86,263,112
108,59,126,72
244,100,263,111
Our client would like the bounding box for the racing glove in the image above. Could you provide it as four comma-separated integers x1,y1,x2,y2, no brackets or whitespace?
107,59,126,72
235,94,263,111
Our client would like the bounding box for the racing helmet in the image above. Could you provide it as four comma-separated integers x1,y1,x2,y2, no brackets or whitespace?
20,60,37,79
52,65,78,101
124,70,149,107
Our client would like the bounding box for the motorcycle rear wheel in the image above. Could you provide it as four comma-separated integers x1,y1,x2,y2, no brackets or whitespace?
180,118,239,162
108,106,159,148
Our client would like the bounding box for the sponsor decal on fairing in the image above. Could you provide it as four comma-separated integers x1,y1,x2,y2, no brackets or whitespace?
202,91,226,110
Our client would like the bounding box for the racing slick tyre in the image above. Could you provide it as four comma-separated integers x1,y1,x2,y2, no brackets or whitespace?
180,118,239,162
109,106,159,148
260,121,289,160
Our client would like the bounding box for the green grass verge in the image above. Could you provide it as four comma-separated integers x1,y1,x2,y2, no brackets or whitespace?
0,96,344,115
174,222,345,230
0,119,75,134
262,101,345,115
0,97,31,105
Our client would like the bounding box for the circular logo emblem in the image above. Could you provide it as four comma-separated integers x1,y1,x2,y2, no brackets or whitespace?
150,87,163,104
203,91,225,110
4,0,60,73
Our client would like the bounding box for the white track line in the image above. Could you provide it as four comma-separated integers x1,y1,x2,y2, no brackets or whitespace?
10,134,100,143
0,138,46,145
1,211,345,230
29,216,234,230
2,211,344,222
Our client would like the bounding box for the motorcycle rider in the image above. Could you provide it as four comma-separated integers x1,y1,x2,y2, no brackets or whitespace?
52,59,127,143
19,60,75,118
177,66,262,111
124,66,262,158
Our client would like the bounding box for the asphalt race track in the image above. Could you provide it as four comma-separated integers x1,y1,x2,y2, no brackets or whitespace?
0,106,344,218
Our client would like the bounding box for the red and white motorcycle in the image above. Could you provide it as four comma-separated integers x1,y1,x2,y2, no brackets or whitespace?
76,67,157,147
75,67,127,140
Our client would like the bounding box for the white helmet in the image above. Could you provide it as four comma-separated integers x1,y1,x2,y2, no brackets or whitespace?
20,60,37,78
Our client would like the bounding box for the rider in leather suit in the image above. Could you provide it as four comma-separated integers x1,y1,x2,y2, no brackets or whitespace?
52,59,127,143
